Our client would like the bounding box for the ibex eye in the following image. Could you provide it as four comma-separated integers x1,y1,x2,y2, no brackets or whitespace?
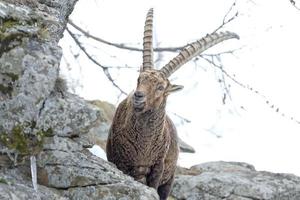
157,85,164,91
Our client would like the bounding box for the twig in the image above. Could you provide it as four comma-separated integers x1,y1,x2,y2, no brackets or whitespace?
106,65,138,69
200,55,245,88
247,0,257,5
202,46,244,58
171,112,191,123
66,27,127,95
68,20,144,52
289,0,300,10
200,55,300,124
211,55,232,104
212,0,238,33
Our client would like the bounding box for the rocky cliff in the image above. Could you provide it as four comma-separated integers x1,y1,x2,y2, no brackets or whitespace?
172,161,300,200
1,1,300,200
0,1,158,199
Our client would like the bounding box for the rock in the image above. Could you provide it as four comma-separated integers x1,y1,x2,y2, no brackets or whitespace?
36,149,158,199
1,164,158,200
37,94,101,138
175,166,201,176
0,1,159,200
0,168,66,200
172,161,300,200
0,0,77,158
85,100,115,150
65,180,159,200
88,100,116,122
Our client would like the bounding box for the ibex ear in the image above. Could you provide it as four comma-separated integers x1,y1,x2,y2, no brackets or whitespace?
167,84,184,94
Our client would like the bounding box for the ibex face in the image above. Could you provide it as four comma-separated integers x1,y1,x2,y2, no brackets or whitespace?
132,8,239,114
133,69,183,113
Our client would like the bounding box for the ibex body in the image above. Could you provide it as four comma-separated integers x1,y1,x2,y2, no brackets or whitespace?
106,8,239,200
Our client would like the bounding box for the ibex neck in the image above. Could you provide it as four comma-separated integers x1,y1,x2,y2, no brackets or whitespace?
130,105,166,136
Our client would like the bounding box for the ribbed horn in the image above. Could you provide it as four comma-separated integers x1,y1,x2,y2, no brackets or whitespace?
160,31,239,77
142,8,154,71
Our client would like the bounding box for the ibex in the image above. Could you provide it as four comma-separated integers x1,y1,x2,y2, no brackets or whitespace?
106,8,239,200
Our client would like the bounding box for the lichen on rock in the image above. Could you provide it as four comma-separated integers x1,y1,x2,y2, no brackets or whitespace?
0,122,52,156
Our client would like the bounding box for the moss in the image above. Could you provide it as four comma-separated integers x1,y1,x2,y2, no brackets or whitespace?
0,125,29,154
0,178,8,184
0,84,13,95
52,77,67,97
0,17,39,33
0,32,24,57
0,72,19,96
0,17,49,56
2,73,19,82
37,27,50,40
43,127,53,136
0,18,21,33
0,123,53,156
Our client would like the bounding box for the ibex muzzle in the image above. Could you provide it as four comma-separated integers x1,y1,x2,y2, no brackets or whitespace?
133,90,146,111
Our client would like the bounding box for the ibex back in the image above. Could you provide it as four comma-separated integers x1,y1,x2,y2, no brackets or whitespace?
106,8,239,200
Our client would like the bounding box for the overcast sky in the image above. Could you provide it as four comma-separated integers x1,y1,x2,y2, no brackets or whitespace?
60,0,300,175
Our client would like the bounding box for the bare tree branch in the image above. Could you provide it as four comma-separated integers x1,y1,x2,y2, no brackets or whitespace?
289,0,300,10
66,27,128,95
69,19,244,57
67,5,299,125
202,46,244,58
212,56,232,104
200,55,300,124
212,0,238,33
68,20,187,53
68,20,144,52
200,55,244,88
68,1,239,57
171,112,191,124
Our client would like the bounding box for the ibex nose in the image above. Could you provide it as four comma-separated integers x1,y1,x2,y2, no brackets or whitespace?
134,91,145,99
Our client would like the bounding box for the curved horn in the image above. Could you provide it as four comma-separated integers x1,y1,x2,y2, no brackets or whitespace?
142,8,154,71
160,31,239,77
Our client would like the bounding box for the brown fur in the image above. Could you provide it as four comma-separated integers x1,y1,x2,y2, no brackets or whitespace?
107,70,180,200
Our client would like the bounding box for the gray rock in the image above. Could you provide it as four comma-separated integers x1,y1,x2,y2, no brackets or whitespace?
0,1,159,200
172,161,300,200
190,161,256,172
0,168,66,200
37,94,101,138
36,149,159,199
84,100,115,149
65,181,159,200
37,149,128,188
0,0,76,158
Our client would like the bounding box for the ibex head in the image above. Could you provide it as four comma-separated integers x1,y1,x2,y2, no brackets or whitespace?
133,8,239,113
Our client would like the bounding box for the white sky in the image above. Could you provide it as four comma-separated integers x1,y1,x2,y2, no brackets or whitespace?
60,0,300,175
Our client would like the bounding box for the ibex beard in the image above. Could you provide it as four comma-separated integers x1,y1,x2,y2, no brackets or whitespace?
106,8,239,200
